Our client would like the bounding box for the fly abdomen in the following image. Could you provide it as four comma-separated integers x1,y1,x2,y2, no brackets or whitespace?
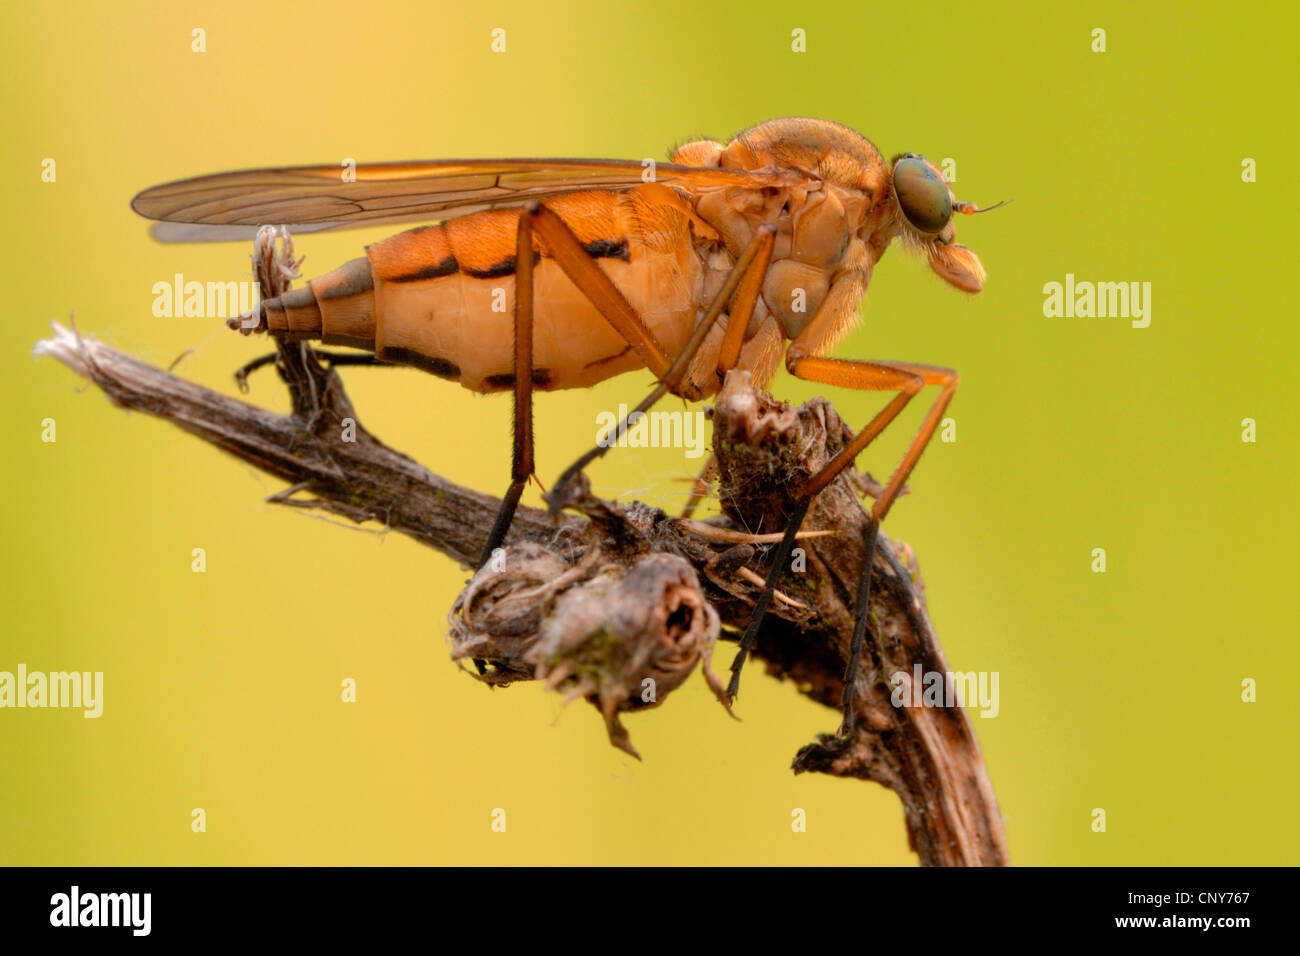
252,189,704,393
260,256,376,350
362,200,675,392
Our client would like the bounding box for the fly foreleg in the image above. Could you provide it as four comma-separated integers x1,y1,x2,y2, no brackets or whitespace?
725,346,958,735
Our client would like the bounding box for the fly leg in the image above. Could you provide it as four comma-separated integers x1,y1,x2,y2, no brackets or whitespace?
234,349,384,393
475,208,540,571
473,205,771,679
799,359,957,733
477,199,696,567
725,349,957,734
546,224,775,514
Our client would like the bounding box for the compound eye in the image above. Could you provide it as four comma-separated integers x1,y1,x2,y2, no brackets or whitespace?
891,155,952,234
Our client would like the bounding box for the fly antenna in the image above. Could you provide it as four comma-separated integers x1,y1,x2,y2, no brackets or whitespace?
954,198,1013,215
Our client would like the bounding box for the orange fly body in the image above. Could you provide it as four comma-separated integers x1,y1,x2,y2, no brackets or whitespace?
133,117,1005,731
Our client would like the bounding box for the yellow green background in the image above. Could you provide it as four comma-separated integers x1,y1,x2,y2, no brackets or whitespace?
2,0,1295,865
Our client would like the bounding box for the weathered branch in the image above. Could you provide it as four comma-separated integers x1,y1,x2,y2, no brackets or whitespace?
33,233,1006,864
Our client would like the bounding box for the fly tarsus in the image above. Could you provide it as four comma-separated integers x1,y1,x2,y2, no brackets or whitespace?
233,349,383,392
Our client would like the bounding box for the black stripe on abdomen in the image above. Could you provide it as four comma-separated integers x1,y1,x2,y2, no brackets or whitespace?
472,238,629,278
463,255,530,279
387,255,460,283
378,347,461,380
581,238,630,262
484,369,553,390
387,237,630,284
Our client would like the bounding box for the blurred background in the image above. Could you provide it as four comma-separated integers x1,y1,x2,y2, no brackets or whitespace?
1,0,1296,865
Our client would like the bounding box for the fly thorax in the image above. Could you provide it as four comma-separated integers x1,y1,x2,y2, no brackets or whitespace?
764,260,829,338
763,189,850,338
695,187,783,256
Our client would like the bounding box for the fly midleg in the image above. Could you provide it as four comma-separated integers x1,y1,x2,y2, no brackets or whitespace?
547,226,775,517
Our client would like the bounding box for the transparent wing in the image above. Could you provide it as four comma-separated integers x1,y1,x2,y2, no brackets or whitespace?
132,158,801,242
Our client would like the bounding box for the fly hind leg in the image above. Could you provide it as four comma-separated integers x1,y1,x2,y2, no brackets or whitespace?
233,349,384,393
475,208,540,572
